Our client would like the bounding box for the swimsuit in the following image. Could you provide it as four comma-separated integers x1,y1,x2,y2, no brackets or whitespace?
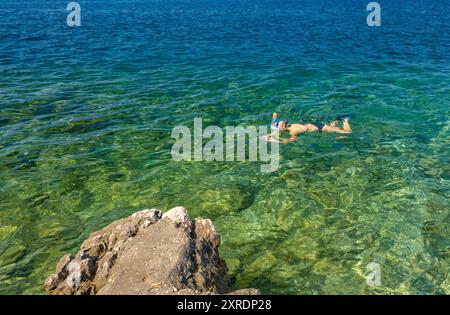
314,121,325,132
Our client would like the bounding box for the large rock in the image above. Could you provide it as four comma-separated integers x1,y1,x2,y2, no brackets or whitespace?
44,207,259,295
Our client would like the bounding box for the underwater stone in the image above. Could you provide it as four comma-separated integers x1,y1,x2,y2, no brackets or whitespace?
313,258,341,275
277,235,318,264
0,243,27,267
0,225,18,239
237,252,277,288
224,258,241,278
187,180,256,219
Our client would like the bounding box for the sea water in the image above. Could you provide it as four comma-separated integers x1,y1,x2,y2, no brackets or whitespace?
0,0,448,294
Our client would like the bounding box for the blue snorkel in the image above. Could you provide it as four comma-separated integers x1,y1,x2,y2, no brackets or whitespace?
271,114,280,132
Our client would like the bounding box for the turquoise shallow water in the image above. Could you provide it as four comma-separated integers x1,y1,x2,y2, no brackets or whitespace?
0,0,449,294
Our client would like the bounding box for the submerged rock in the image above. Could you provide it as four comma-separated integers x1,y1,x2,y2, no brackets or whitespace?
236,252,277,288
44,207,259,295
186,179,256,219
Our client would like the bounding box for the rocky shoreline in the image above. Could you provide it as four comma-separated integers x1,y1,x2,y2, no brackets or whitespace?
44,207,259,295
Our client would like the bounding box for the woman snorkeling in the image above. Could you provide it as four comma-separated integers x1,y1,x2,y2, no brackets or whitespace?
265,112,353,143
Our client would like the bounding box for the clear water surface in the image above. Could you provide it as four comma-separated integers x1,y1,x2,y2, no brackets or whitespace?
0,0,449,294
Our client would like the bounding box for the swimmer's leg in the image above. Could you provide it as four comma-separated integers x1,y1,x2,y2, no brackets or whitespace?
321,120,337,132
305,123,320,132
322,120,352,134
342,119,352,133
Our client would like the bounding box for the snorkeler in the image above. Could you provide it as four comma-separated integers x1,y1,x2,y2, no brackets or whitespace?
265,112,353,143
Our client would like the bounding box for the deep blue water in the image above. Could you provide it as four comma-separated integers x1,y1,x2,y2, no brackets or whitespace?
0,0,449,294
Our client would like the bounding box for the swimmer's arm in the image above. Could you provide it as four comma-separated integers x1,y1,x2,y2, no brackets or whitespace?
335,129,352,134
261,134,281,143
323,126,352,134
261,134,284,143
262,134,297,143
280,134,298,143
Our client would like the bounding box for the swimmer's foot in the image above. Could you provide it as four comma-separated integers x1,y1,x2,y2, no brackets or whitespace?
337,114,355,121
